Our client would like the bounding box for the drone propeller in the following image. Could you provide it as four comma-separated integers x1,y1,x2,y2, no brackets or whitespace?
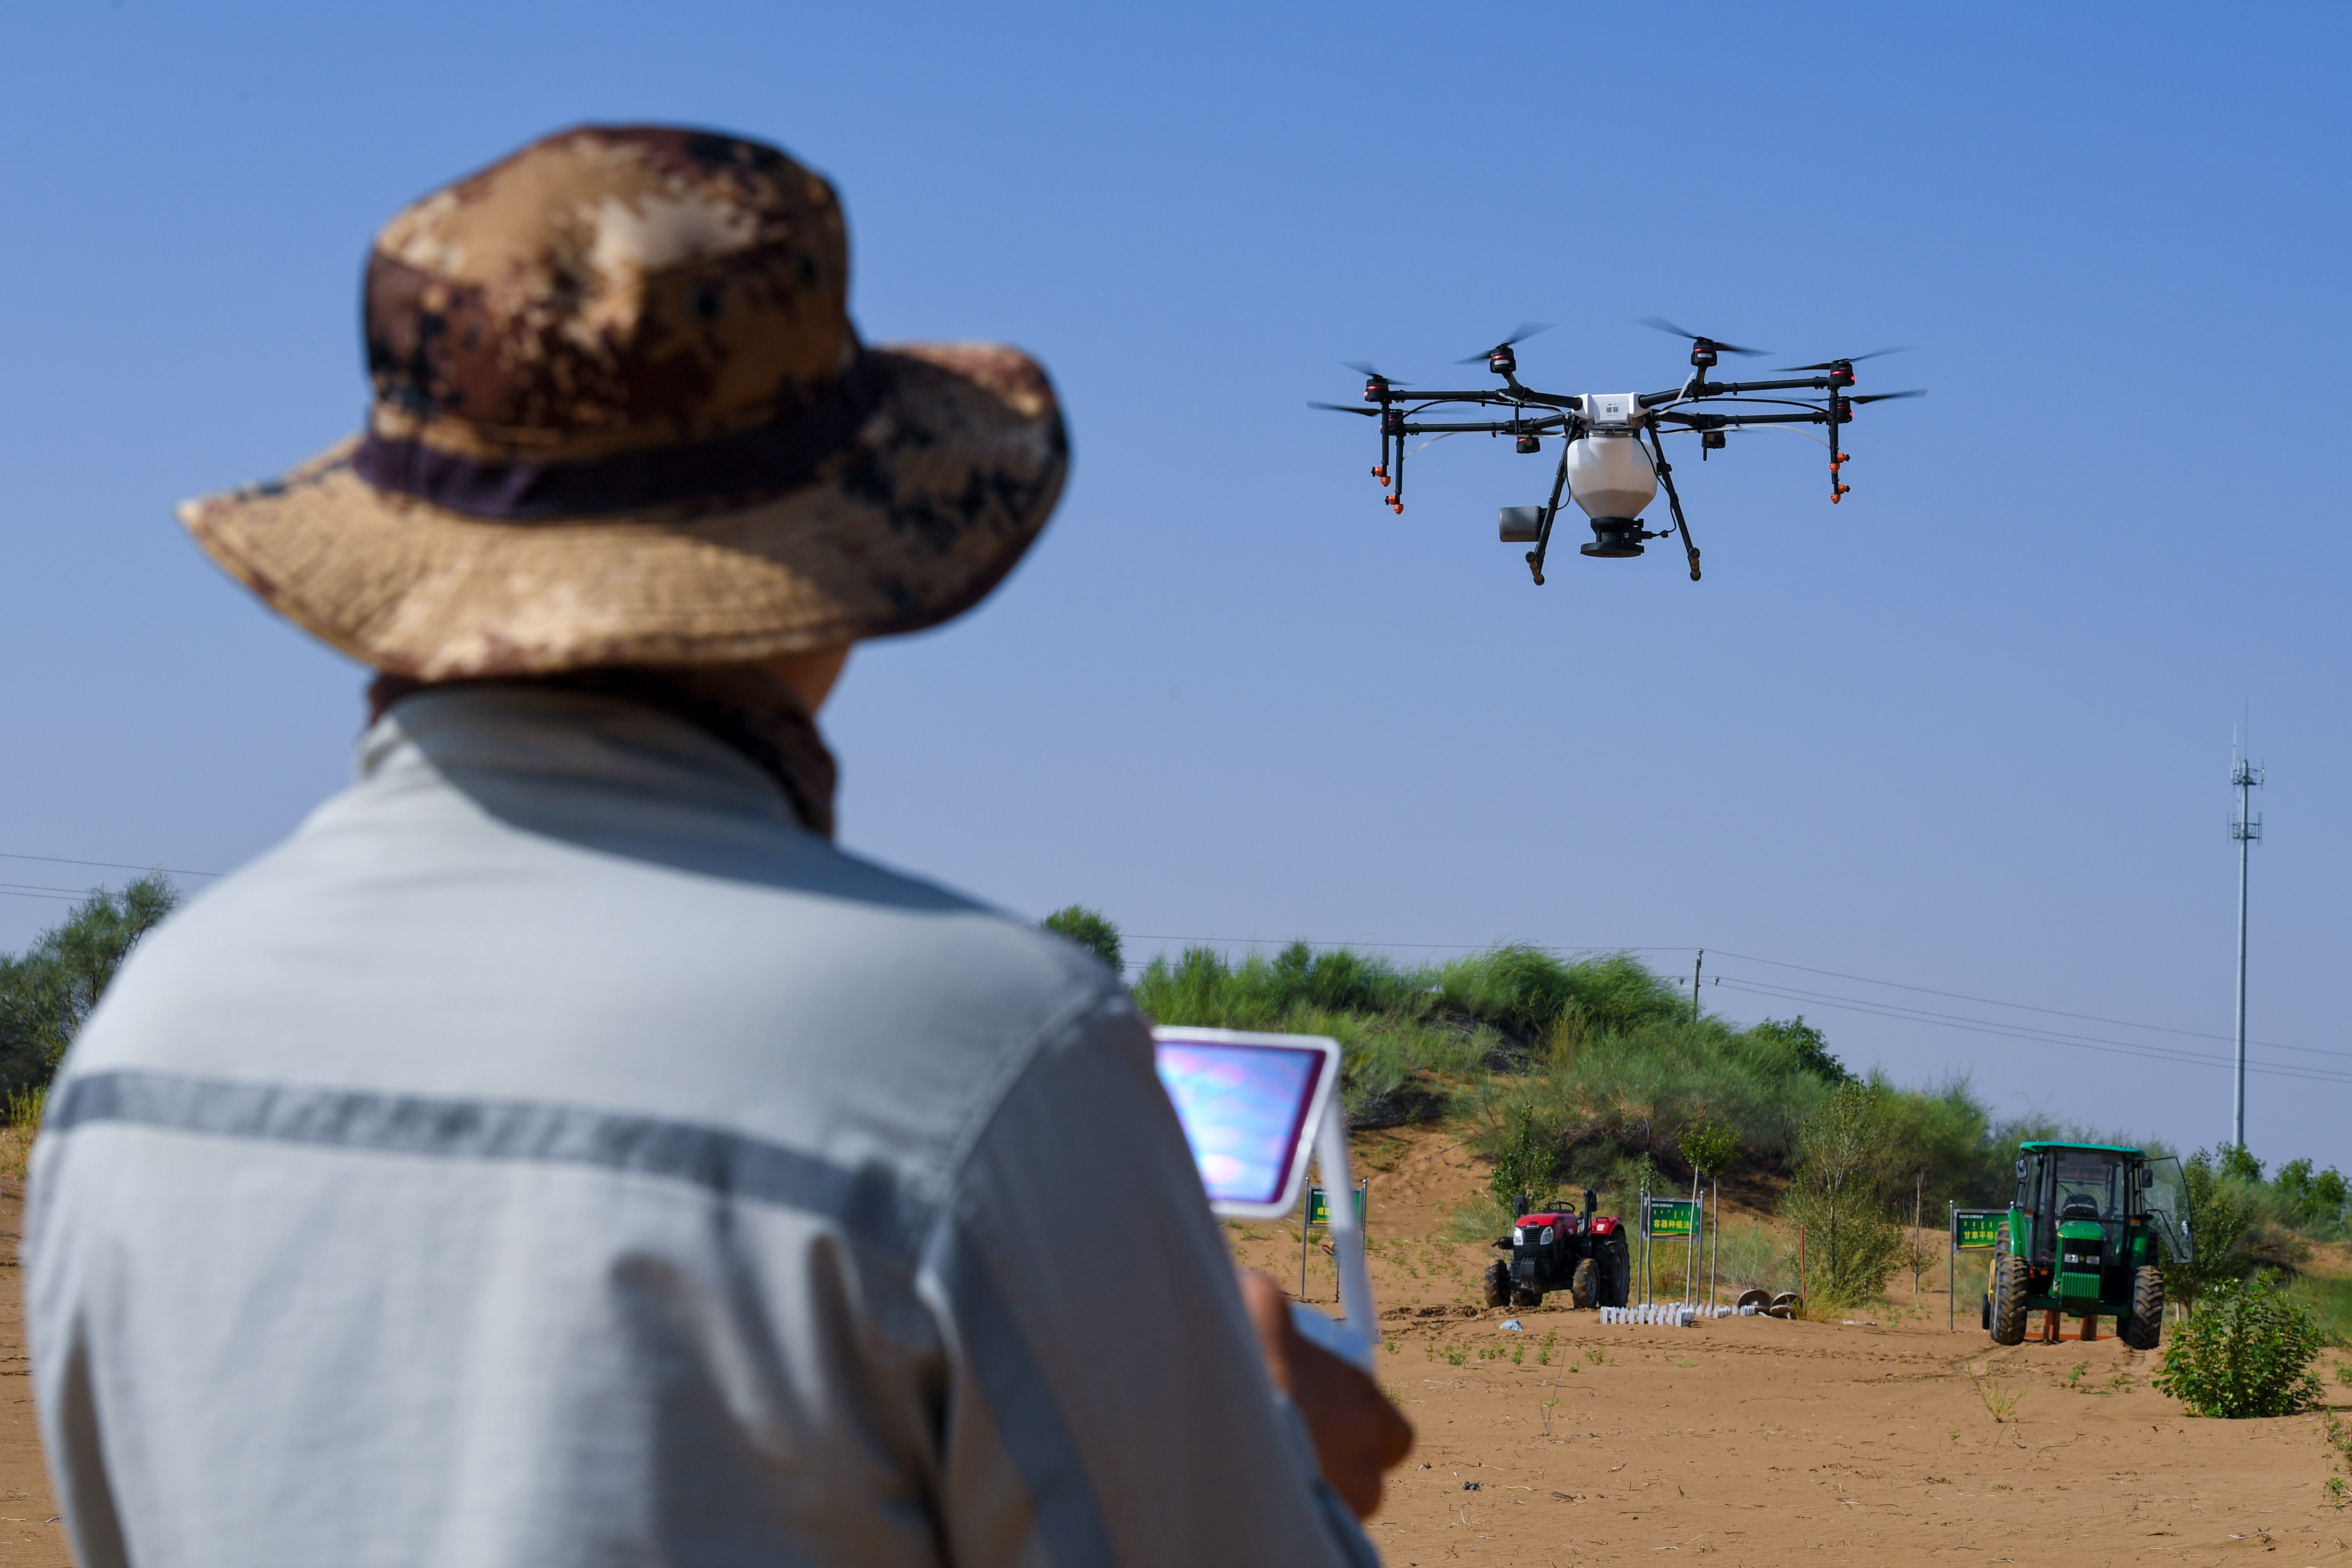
1308,400,1379,416
1341,361,1412,386
1636,317,1769,356
1775,347,1909,371
1847,388,1927,404
1454,321,1555,365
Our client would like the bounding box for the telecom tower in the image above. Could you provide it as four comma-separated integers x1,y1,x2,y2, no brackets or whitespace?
2229,736,2263,1153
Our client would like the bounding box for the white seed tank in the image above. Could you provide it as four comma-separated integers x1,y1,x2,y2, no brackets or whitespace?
1565,433,1657,520
1565,393,1657,521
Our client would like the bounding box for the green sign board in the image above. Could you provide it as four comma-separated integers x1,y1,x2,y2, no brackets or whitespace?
1304,1185,1365,1227
1645,1198,1697,1239
1952,1210,2005,1251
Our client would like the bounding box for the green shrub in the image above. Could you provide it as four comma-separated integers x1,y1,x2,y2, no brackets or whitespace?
1041,906,1123,972
2152,1273,2325,1418
0,874,180,1099
1488,1099,1555,1210
1781,1081,1905,1305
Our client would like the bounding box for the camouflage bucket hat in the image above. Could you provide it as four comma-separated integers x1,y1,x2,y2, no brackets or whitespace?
180,125,1068,680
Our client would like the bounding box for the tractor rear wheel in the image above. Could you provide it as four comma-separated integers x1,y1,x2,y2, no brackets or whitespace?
1570,1258,1598,1310
1482,1261,1512,1309
1599,1239,1632,1308
1990,1254,2029,1346
1511,1288,1543,1310
2121,1266,2164,1350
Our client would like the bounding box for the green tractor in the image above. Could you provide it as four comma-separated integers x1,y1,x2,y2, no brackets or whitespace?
1984,1141,2191,1349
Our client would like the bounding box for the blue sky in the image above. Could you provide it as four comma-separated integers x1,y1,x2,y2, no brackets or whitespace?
2,4,2346,1173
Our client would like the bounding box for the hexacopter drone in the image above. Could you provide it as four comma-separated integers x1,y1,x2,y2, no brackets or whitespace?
1311,318,1923,585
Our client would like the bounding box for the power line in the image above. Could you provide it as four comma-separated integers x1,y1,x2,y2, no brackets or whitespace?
1711,976,2352,1087
1705,946,2338,1060
0,851,222,879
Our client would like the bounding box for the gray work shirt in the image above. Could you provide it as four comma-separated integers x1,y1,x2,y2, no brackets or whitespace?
28,686,1377,1568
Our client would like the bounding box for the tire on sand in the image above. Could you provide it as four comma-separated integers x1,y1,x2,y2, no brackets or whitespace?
1511,1288,1543,1310
2120,1266,2163,1350
1599,1238,1633,1309
1570,1257,1598,1310
1990,1254,2030,1346
1482,1260,1512,1309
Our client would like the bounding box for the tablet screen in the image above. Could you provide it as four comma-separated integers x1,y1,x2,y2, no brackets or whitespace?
1153,1036,1331,1211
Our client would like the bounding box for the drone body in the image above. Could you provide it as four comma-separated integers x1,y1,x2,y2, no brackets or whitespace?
1312,321,1923,584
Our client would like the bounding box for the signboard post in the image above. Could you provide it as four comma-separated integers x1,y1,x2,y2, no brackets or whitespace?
1948,1204,2005,1333
1642,1196,1698,1307
1301,1179,1368,1301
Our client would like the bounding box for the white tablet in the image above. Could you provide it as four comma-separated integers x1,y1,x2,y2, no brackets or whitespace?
1151,1027,1341,1220
1152,1025,1378,1369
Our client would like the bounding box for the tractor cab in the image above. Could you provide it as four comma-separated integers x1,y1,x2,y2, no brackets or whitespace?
1987,1141,2191,1348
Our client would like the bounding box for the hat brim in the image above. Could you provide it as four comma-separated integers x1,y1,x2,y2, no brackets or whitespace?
180,344,1068,680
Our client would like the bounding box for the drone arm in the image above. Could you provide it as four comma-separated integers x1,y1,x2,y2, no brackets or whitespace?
1398,416,1573,434
1642,424,1701,583
1526,426,1578,587
1658,409,1828,428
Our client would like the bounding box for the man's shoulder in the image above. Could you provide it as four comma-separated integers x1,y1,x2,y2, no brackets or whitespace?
67,790,1136,1146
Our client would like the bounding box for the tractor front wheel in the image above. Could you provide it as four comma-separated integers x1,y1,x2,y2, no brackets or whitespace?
2121,1266,2164,1350
1511,1288,1543,1310
1570,1258,1598,1310
1990,1254,2029,1346
1482,1261,1512,1309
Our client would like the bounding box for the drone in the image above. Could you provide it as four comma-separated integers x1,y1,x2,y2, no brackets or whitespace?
1311,318,1923,585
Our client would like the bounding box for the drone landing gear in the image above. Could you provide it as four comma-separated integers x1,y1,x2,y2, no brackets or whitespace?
1643,425,1703,583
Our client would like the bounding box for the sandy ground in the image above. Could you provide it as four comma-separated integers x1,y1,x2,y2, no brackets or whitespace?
0,1192,65,1567
0,1131,2341,1566
1230,1125,2352,1567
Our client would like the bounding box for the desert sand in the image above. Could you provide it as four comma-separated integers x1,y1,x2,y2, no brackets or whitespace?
1231,1125,2352,1566
0,1128,2342,1565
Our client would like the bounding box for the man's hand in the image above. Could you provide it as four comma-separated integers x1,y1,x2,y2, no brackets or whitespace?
1237,1269,1414,1519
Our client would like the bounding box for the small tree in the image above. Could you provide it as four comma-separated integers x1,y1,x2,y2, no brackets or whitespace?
1041,906,1123,974
1782,1081,1904,1304
0,874,181,1105
1489,1100,1555,1210
2151,1273,2324,1418
1677,1118,1740,1182
2172,1149,2258,1312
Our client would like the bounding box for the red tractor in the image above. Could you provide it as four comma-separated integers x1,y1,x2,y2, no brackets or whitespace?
1481,1189,1633,1310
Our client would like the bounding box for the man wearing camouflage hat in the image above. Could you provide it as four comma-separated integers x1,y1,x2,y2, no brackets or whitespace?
26,125,1407,1566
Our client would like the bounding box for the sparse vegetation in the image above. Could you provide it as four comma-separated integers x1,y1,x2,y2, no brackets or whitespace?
0,874,180,1102
1968,1361,2025,1422
2152,1273,2325,1418
1127,937,2351,1308
1041,905,1124,973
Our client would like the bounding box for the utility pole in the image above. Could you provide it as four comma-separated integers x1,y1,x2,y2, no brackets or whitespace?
1690,949,1704,1025
2229,733,2263,1153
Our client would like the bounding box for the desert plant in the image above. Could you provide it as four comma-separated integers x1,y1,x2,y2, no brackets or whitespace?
1782,1081,1905,1305
1677,1117,1740,1180
1716,1221,1793,1295
1488,1099,1556,1210
0,874,180,1098
1968,1361,2024,1422
1041,906,1123,972
2171,1150,2260,1312
2151,1272,2325,1418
